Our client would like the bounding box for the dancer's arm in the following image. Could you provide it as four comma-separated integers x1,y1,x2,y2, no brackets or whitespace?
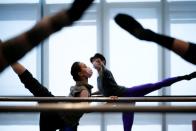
91,90,102,95
11,63,53,97
11,62,26,75
79,89,89,97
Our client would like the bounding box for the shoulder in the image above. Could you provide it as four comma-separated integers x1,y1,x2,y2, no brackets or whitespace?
70,85,86,92
70,85,89,97
101,66,113,76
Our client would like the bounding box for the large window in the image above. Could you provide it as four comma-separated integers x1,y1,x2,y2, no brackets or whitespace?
107,0,159,2
0,0,39,4
0,125,39,131
0,21,38,96
110,17,158,93
0,0,196,131
46,3,98,96
106,6,161,131
48,25,97,96
170,23,196,101
0,3,40,131
109,7,159,102
166,2,196,131
46,3,99,131
0,2,40,96
169,1,196,105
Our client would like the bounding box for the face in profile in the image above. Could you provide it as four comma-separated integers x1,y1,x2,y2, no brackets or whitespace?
79,62,93,78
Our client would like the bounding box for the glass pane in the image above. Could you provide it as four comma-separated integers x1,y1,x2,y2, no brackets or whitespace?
78,114,101,131
0,20,38,96
132,125,161,131
79,125,100,131
107,124,161,131
0,125,39,131
106,113,162,131
107,125,123,131
46,0,99,4
110,16,159,106
168,124,192,131
46,0,73,4
0,0,39,4
170,23,196,105
49,25,97,96
106,0,159,2
168,0,196,1
167,114,196,131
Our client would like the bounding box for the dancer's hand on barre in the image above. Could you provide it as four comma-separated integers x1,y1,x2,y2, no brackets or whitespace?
110,96,118,100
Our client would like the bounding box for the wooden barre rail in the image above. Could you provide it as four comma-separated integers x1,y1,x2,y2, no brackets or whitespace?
0,103,196,112
0,96,196,102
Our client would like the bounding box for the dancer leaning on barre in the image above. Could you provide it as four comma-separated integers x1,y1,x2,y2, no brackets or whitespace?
90,53,196,131
11,62,93,131
114,13,196,65
0,0,94,73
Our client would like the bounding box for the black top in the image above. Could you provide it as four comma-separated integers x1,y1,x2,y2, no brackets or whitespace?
97,66,126,97
19,70,93,131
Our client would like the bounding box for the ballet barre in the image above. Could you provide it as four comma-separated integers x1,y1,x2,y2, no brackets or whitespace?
0,103,196,112
0,96,196,102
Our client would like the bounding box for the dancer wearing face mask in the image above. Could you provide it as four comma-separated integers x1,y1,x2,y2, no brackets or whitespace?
11,61,93,131
90,53,196,131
